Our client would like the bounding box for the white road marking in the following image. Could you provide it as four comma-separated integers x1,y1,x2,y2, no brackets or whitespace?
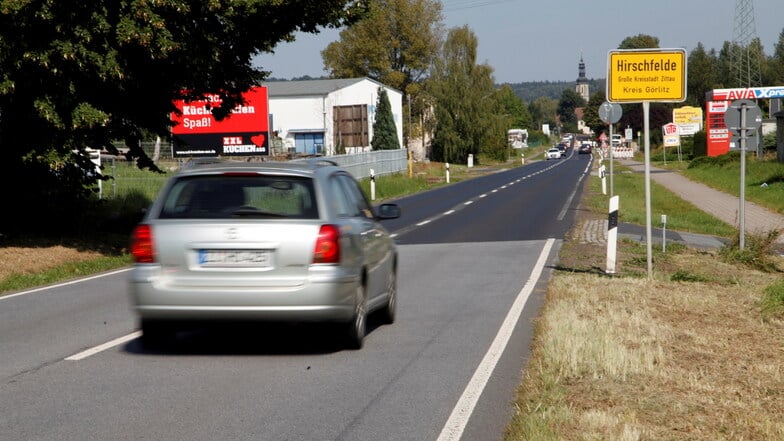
463,201,473,206
65,331,142,361
444,210,456,215
0,268,132,301
417,220,432,226
437,238,555,441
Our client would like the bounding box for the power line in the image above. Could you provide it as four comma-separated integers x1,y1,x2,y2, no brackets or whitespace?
442,0,518,12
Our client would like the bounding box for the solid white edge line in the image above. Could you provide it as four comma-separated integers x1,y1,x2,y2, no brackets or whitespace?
436,238,555,441
0,268,132,301
65,331,142,361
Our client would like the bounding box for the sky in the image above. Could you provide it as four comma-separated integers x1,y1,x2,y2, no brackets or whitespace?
255,0,783,85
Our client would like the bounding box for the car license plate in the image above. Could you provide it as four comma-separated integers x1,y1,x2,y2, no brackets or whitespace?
198,250,272,267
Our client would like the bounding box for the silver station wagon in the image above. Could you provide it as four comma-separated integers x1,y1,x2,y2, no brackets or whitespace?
128,159,401,349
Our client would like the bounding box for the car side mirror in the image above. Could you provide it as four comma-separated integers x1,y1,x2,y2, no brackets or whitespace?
376,203,401,220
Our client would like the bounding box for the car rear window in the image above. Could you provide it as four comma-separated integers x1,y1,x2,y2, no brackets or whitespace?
158,174,318,219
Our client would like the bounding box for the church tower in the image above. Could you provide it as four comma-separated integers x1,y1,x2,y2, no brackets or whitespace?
576,54,589,102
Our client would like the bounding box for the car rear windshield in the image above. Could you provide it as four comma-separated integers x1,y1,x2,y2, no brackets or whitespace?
158,174,318,219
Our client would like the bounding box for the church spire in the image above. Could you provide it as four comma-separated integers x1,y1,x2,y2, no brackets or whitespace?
575,53,589,102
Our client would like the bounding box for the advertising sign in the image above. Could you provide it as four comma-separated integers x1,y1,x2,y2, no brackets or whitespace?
710,86,784,101
673,106,702,135
607,49,686,103
171,86,269,157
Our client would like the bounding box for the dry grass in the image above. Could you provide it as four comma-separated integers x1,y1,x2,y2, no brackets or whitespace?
0,245,104,281
507,195,784,440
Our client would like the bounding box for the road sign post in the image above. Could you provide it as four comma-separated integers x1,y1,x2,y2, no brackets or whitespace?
607,48,686,279
724,99,763,250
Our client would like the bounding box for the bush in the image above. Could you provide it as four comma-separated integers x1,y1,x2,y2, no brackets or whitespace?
719,229,782,272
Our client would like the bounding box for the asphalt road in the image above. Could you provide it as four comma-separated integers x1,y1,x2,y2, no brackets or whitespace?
0,150,592,441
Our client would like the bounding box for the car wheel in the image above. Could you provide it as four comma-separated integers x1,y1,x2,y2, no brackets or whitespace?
379,268,397,325
141,319,171,348
345,283,367,350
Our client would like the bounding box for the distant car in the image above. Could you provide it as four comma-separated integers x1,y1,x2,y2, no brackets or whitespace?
128,158,401,350
579,143,593,154
556,143,567,152
545,147,562,160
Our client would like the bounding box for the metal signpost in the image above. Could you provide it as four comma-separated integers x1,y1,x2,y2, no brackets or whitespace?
607,48,687,279
599,102,622,197
723,99,763,250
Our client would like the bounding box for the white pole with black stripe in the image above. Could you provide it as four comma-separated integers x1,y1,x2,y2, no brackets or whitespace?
606,195,619,274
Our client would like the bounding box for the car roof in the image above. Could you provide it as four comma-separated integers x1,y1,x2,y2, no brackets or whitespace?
175,158,342,178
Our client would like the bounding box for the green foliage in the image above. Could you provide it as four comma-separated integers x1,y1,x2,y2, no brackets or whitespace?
428,26,497,164
496,84,532,129
760,280,784,317
371,88,400,150
618,34,660,49
528,97,558,133
0,0,364,235
670,270,709,283
582,89,606,136
719,230,782,272
692,130,708,157
321,0,443,145
557,89,585,128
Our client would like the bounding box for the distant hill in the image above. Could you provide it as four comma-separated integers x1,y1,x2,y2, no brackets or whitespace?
504,79,605,103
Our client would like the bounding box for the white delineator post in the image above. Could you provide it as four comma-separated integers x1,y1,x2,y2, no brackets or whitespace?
445,162,450,184
606,195,619,274
600,164,607,195
370,168,376,201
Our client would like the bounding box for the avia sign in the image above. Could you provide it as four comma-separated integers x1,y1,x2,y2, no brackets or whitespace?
171,86,269,157
711,87,784,101
606,49,687,103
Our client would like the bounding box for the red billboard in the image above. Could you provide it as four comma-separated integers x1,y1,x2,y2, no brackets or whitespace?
171,86,269,157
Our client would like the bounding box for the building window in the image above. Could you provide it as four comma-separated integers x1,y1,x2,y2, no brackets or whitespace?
294,133,325,154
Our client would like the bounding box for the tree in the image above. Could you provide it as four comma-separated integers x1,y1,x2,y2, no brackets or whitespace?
321,0,443,146
557,89,585,133
0,0,364,234
496,84,532,129
687,42,718,108
582,89,607,136
767,29,784,86
371,88,400,150
618,34,660,49
427,26,497,164
528,97,558,133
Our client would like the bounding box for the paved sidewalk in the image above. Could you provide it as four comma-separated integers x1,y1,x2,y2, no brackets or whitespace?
617,159,784,245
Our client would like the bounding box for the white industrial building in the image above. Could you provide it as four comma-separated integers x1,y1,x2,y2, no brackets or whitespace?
266,78,403,156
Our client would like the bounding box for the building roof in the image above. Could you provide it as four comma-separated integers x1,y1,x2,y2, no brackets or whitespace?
266,77,385,98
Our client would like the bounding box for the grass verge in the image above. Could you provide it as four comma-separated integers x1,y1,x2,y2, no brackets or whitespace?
505,162,784,440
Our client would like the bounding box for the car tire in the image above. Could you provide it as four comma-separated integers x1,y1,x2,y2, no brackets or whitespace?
379,268,397,325
345,283,367,350
141,319,171,348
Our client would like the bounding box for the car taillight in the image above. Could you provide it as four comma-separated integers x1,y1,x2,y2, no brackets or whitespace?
131,225,156,263
313,225,340,264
